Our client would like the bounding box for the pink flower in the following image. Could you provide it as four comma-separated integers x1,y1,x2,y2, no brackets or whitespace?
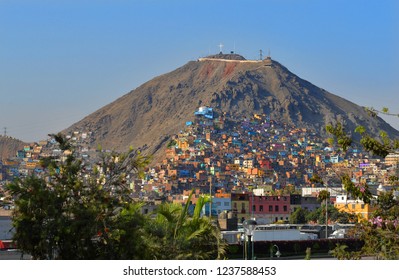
360,187,365,193
371,216,383,227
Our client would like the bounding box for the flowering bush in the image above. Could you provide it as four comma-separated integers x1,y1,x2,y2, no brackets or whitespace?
345,191,399,259
370,216,399,230
341,174,372,204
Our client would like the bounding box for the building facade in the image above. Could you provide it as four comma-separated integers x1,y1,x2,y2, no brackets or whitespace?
249,195,291,224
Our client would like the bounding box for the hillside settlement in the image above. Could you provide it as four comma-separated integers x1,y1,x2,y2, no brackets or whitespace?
1,106,399,234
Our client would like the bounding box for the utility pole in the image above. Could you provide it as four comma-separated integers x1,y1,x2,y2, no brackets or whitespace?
3,127,6,137
325,185,328,239
209,175,212,218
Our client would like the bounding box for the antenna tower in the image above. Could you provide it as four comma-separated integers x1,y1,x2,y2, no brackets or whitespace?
259,49,263,60
3,127,6,137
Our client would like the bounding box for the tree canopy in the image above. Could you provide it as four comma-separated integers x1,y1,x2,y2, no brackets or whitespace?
7,133,226,260
326,109,399,259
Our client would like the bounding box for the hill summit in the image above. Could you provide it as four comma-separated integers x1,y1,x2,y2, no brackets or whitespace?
64,54,399,160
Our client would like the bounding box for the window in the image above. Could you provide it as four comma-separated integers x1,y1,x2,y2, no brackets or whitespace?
269,205,273,212
224,202,230,207
252,205,256,212
283,206,287,212
275,205,279,212
352,204,355,210
260,205,264,212
361,204,365,209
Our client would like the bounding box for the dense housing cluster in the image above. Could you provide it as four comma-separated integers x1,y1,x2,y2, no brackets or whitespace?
1,107,399,226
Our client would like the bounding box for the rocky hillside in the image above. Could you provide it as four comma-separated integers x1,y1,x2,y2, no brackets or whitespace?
64,54,399,160
0,136,26,160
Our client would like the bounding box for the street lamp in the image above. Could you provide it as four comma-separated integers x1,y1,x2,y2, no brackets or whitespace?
270,244,282,259
240,233,247,260
243,219,257,260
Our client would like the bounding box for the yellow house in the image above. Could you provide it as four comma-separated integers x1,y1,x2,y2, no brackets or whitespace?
334,194,377,221
26,161,38,169
231,192,250,222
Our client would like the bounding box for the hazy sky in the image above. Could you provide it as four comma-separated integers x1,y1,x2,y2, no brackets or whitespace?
1,0,398,142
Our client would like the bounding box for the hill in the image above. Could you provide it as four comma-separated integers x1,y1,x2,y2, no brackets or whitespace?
64,54,399,161
0,136,26,160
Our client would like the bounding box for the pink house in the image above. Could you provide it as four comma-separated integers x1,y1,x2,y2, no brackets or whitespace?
249,195,291,224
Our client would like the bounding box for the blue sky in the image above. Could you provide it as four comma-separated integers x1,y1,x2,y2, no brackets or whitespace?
1,0,398,142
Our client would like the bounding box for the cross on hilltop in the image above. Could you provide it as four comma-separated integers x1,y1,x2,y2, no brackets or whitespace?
218,43,224,54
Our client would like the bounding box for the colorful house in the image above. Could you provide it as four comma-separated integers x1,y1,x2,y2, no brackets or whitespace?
334,194,377,221
249,195,291,224
231,192,250,222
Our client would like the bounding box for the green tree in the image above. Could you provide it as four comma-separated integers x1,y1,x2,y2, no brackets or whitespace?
289,207,309,224
7,133,150,259
326,111,399,259
305,205,354,224
7,134,230,260
353,191,399,259
326,122,352,153
317,189,330,202
144,190,227,259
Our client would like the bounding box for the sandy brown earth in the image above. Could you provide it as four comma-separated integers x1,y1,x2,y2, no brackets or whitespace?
63,54,399,162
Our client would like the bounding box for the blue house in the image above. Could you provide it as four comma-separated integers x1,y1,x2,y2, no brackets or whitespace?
194,106,213,119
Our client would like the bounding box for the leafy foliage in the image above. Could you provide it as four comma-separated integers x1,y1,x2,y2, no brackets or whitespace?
7,134,151,259
357,128,398,158
7,134,225,259
326,109,399,259
330,243,361,260
289,207,309,224
317,190,330,202
143,190,227,259
305,205,356,224
340,174,372,204
325,122,352,152
350,193,399,259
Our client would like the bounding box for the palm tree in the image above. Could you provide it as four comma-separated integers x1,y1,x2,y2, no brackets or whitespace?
144,189,227,259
